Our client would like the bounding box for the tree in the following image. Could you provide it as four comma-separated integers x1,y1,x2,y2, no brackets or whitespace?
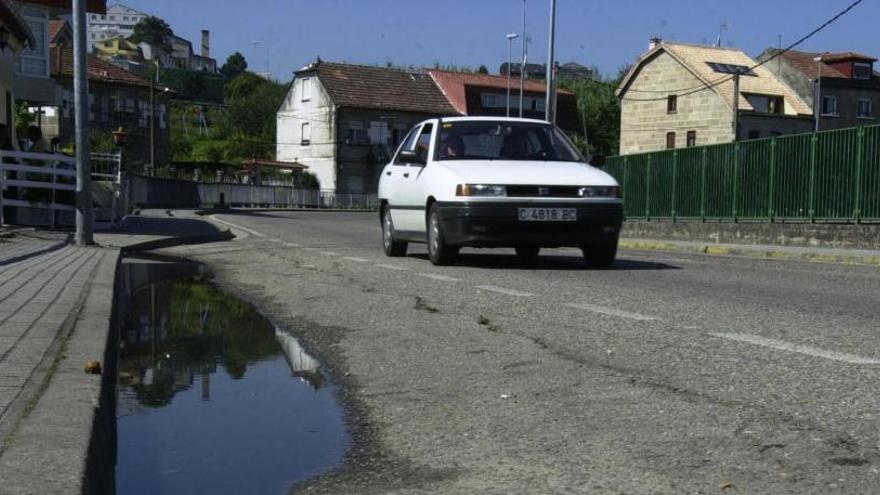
477,65,489,74
128,16,172,47
562,70,625,157
220,52,248,79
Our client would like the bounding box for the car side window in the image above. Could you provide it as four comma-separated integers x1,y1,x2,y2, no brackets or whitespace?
393,126,420,165
415,124,433,164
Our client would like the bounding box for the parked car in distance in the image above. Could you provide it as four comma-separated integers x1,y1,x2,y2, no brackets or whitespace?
377,117,623,266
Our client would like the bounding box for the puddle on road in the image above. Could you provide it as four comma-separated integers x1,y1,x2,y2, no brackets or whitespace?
116,257,347,495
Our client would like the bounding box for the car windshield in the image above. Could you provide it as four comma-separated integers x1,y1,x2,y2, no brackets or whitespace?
436,121,584,162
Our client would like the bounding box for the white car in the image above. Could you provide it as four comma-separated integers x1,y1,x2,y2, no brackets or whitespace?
377,117,623,267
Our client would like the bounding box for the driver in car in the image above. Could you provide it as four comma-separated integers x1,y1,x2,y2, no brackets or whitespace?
440,134,465,158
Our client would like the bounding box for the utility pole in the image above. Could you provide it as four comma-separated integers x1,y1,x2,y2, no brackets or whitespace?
506,33,518,117
150,65,155,176
73,0,93,245
545,0,557,123
732,72,740,140
519,0,526,118
814,56,823,132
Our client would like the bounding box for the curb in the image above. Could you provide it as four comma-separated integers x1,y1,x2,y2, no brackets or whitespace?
194,207,376,216
618,239,880,267
116,229,236,255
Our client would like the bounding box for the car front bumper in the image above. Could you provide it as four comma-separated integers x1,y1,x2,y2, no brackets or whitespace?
435,200,623,248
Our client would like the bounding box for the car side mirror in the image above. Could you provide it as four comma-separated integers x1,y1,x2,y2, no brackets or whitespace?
399,149,425,165
590,154,607,168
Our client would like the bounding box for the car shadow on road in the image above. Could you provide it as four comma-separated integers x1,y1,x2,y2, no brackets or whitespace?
408,253,680,271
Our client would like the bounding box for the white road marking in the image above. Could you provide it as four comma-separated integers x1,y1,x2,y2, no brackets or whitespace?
476,285,534,297
268,238,283,243
284,242,300,248
418,273,460,282
711,332,880,365
209,215,266,238
564,303,658,321
343,256,369,262
377,264,409,271
320,251,340,256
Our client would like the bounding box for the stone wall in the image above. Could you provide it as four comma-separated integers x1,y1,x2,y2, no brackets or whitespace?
619,51,734,155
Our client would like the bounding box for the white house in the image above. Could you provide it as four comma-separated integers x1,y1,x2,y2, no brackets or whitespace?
276,60,456,193
86,3,147,52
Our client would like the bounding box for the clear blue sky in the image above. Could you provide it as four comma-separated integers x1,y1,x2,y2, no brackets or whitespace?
126,0,878,81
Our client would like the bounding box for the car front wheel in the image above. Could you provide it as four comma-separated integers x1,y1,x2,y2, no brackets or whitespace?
382,208,407,257
427,204,456,265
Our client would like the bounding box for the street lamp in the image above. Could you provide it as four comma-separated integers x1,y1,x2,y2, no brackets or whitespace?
252,40,270,78
814,55,823,132
506,33,519,117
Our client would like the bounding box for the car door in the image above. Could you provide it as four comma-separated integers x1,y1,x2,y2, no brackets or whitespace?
395,122,435,234
383,124,422,234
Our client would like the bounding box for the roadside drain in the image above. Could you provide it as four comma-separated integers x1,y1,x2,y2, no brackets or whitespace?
115,256,347,494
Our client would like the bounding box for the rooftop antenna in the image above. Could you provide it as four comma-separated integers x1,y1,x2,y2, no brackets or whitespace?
716,22,729,47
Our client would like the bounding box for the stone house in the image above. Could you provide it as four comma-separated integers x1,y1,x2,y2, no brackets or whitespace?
276,61,457,194
757,49,879,131
428,69,579,132
0,0,35,146
616,40,813,155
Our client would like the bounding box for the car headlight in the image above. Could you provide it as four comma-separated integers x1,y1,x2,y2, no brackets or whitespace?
456,184,507,197
578,186,620,198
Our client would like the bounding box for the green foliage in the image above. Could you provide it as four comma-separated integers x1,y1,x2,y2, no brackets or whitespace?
170,72,288,166
301,171,320,190
15,102,35,135
561,70,625,157
477,65,489,74
128,16,173,47
220,52,248,79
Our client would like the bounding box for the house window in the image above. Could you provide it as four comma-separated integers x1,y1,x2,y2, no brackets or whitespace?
858,99,873,119
301,122,311,145
90,14,97,20
368,121,388,145
109,15,115,20
667,95,677,114
744,94,784,114
15,7,49,77
666,132,675,149
706,62,756,76
301,77,311,101
822,95,838,116
854,62,872,80
686,131,696,147
347,121,367,144
481,93,501,108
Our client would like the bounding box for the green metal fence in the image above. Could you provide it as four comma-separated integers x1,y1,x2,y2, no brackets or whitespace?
605,124,880,223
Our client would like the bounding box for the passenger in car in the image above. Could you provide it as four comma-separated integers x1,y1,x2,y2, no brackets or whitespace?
500,131,528,159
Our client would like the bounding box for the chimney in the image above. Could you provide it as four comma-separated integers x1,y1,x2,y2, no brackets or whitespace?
649,37,662,50
201,29,210,58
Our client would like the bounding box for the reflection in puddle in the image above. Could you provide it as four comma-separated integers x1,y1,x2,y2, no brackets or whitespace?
116,258,347,495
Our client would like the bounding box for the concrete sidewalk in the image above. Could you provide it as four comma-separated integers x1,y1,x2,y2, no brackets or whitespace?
0,213,231,494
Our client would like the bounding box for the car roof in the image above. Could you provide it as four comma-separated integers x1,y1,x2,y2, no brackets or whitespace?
423,116,552,126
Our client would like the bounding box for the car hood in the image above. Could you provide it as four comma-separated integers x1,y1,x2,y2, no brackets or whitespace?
434,160,617,186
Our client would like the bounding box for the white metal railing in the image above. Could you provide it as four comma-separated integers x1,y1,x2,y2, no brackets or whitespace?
0,150,122,228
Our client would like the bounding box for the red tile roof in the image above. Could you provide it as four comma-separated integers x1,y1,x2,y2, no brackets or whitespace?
0,0,36,47
771,49,879,79
304,62,457,115
17,0,106,14
428,70,572,114
821,52,877,63
48,19,68,44
50,46,150,88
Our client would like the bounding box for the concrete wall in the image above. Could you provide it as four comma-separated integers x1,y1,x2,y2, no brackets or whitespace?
277,74,337,192
619,51,734,155
816,80,880,131
622,220,880,250
738,113,814,140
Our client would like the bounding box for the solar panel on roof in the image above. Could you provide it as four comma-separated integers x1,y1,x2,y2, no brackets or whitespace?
706,62,756,76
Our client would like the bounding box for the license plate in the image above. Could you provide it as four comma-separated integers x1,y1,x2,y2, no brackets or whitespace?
518,208,577,222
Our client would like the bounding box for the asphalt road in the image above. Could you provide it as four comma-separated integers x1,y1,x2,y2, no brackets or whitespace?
165,210,880,494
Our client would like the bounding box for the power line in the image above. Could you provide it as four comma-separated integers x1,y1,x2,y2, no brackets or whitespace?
619,0,864,102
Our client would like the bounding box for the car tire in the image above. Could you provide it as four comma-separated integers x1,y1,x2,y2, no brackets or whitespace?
514,246,540,263
382,207,407,257
581,242,617,268
427,203,456,265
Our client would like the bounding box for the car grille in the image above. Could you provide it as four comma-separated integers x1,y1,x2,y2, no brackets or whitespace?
506,185,581,198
